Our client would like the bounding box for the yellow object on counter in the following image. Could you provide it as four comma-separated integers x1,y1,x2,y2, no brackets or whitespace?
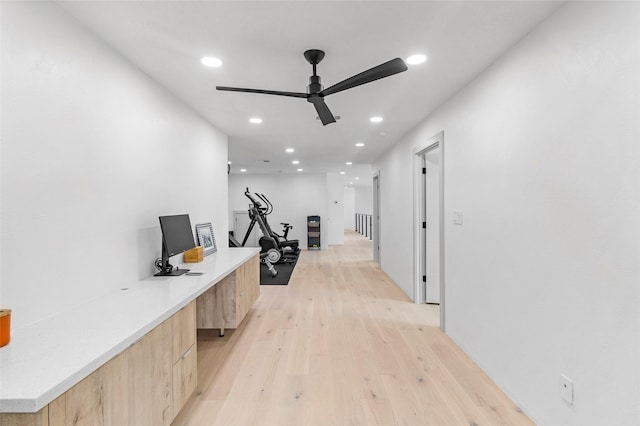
184,246,204,263
0,309,11,348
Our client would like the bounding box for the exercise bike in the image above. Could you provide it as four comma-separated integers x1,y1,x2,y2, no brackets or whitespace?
241,189,298,265
230,189,281,277
255,193,300,255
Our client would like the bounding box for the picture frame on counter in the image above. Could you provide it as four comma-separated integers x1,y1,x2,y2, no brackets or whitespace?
195,222,217,256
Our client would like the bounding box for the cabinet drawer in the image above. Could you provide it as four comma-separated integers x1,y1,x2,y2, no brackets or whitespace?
172,301,196,362
172,343,197,420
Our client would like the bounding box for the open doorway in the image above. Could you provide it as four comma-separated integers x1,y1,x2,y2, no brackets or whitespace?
233,210,259,247
413,132,445,331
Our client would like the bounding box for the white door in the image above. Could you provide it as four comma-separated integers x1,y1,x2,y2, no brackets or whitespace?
424,148,440,304
233,210,258,247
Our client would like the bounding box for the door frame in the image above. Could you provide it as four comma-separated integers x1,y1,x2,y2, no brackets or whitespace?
373,171,381,264
412,131,445,331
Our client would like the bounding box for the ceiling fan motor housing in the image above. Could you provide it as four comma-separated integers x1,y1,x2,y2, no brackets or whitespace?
307,75,323,96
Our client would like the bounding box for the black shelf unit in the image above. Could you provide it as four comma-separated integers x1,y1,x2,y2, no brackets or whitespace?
307,215,321,249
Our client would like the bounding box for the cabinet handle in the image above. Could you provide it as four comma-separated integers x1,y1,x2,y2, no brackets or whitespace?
182,347,192,359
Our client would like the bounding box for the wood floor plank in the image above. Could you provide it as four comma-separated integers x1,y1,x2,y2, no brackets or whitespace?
431,343,532,425
172,400,223,426
380,373,423,425
270,374,308,426
348,307,391,402
304,354,337,425
398,329,496,425
329,322,368,425
361,397,396,426
172,231,533,426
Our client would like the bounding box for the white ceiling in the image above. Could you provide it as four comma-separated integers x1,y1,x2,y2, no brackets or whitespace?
60,1,562,186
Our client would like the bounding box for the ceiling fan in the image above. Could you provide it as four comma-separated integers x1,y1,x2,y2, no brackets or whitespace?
216,49,408,126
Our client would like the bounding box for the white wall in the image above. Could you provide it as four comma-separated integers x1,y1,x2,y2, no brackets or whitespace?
343,187,355,230
326,173,344,245
228,174,328,249
374,2,639,425
1,2,228,328
354,186,373,215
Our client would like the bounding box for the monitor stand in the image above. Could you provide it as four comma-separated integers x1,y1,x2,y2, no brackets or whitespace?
154,268,190,277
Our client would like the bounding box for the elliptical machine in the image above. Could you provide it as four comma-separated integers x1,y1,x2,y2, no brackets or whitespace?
255,193,300,255
241,188,298,264
237,188,279,277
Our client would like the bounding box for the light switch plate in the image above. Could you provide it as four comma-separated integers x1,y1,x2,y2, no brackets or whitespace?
559,374,574,405
453,210,463,225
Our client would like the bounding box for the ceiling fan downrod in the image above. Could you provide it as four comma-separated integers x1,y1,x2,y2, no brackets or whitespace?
305,49,325,95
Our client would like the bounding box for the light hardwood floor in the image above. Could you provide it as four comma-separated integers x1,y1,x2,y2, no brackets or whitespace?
172,231,533,426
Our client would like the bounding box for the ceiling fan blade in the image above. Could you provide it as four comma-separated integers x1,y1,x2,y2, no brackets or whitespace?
320,58,408,97
308,96,336,126
216,86,308,99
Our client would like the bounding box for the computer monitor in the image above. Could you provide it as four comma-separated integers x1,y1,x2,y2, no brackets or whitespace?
155,214,196,276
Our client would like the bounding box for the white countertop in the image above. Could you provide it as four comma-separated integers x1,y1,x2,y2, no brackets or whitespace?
0,247,260,413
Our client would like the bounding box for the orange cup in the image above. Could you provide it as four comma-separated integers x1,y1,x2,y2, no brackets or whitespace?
0,309,11,347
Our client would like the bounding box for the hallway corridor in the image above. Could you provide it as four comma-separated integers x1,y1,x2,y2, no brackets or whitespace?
173,231,532,425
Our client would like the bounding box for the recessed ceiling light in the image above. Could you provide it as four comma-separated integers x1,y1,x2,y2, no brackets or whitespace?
201,57,222,68
370,116,383,123
355,177,360,180
346,162,353,165
285,148,295,153
406,54,427,65
249,117,262,124
339,171,345,175
355,143,365,147
240,168,247,172
292,160,300,165
297,168,303,172
349,181,354,185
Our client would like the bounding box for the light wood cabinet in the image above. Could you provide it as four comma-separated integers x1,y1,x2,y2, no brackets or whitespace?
100,351,129,426
171,343,197,416
171,301,196,362
128,319,173,426
48,349,130,426
48,366,105,425
237,254,260,322
8,302,197,426
0,409,49,426
170,302,197,422
196,254,259,330
46,319,173,426
0,253,258,425
47,350,130,426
